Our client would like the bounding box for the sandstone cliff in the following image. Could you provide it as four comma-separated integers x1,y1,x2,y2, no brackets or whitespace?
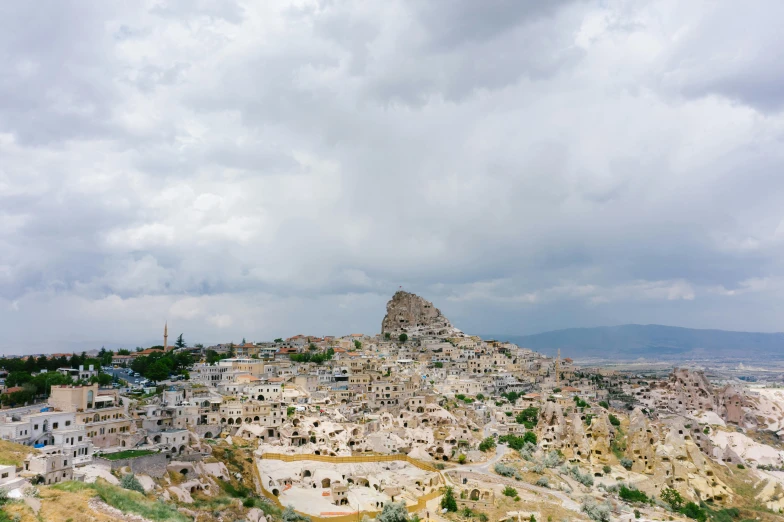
381,291,462,338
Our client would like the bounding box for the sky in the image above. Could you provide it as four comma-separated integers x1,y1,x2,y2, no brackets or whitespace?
2,1,784,353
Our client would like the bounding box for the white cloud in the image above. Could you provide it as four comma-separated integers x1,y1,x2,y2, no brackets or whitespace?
2,0,784,351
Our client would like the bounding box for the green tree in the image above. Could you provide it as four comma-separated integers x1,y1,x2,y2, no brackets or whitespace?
661,487,684,510
608,414,621,426
90,374,113,386
274,338,283,343
434,361,443,368
504,391,519,403
476,393,485,401
117,349,131,356
458,454,467,464
515,407,539,429
146,360,170,382
354,340,362,350
478,437,496,452
384,332,391,340
523,431,537,445
398,333,408,343
175,334,186,348
441,486,457,512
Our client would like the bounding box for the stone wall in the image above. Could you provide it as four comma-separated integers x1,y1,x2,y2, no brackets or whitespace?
192,424,223,439
94,452,169,478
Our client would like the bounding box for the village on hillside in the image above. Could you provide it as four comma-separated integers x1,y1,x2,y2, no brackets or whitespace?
1,292,784,522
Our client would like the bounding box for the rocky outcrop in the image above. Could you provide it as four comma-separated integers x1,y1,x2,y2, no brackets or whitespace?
626,408,658,474
586,413,613,465
381,291,462,338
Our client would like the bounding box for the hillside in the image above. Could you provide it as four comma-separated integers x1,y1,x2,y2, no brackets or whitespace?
491,324,784,360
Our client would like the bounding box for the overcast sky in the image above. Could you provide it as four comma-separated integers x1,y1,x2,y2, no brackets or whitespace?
2,0,784,353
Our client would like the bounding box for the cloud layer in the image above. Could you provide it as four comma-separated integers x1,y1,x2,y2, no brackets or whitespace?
2,0,784,352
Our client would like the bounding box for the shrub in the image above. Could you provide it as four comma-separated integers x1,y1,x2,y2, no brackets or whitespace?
283,505,312,522
502,486,518,497
377,502,409,522
608,414,621,426
736,464,745,469
602,465,611,475
581,497,612,522
543,450,563,468
599,401,609,409
680,502,707,522
619,486,649,503
495,463,519,478
568,465,594,487
120,474,144,494
620,457,633,470
458,454,467,464
535,477,549,488
476,393,485,401
634,509,641,519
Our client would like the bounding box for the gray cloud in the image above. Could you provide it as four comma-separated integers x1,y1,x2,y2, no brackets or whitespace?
1,0,784,352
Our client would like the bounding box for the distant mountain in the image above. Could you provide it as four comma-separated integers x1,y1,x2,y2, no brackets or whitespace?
488,324,784,360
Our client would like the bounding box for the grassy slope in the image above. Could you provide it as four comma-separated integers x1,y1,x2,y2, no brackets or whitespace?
0,439,36,467
52,480,190,522
100,449,157,460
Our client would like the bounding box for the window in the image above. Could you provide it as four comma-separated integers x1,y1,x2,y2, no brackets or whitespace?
1,473,8,479
64,460,68,466
34,424,39,430
53,422,59,429
65,420,71,426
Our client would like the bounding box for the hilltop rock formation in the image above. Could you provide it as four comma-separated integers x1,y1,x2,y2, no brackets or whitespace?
381,291,463,338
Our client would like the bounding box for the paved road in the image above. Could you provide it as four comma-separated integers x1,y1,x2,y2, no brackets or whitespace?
463,443,509,473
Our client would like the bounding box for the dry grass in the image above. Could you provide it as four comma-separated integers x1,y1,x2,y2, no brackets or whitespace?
0,439,37,467
2,500,39,522
51,480,189,522
715,463,784,522
38,484,118,522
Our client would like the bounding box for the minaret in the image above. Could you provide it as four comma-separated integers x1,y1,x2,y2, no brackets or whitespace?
164,322,169,351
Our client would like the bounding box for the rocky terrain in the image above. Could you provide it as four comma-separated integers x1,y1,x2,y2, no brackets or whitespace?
381,290,463,338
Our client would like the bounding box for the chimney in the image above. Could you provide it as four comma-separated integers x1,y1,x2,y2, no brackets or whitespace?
79,365,84,372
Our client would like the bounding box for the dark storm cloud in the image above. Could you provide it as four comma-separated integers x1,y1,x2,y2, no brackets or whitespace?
1,0,784,352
